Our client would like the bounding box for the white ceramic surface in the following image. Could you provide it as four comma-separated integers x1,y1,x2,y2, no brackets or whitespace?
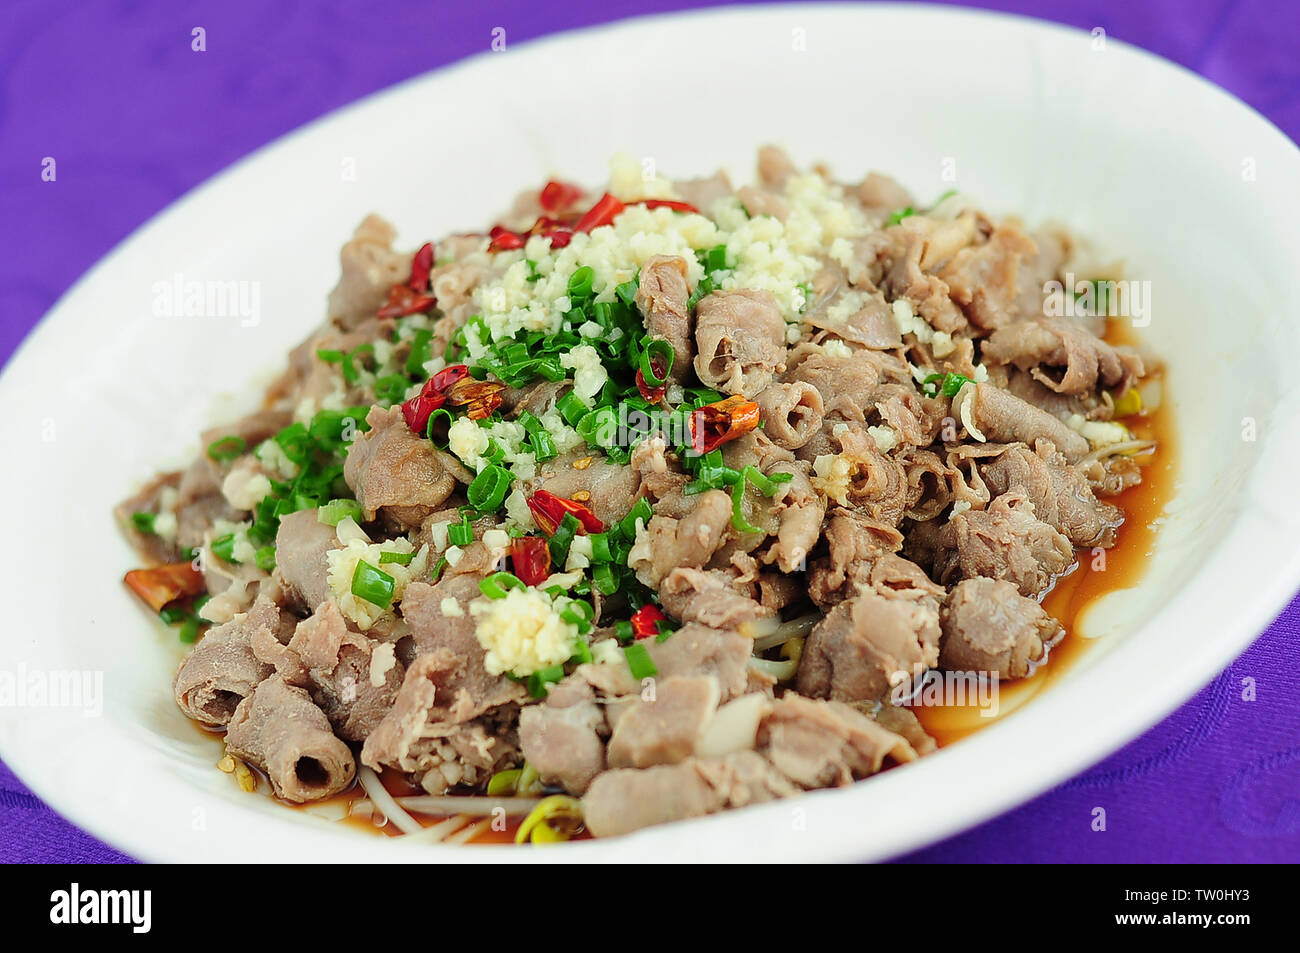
1,3,1297,863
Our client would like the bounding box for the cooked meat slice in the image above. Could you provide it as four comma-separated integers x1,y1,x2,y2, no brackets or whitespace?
979,442,1123,547
344,405,457,530
796,587,941,703
583,750,797,838
759,694,919,788
635,255,694,382
518,677,606,794
855,172,913,216
693,290,787,398
658,568,774,631
955,381,1090,463
937,223,1039,331
939,577,1063,678
274,509,340,613
807,509,908,607
761,461,824,573
529,454,641,530
606,676,721,769
326,214,408,331
757,144,797,187
116,471,182,563
629,489,732,589
674,169,733,211
929,491,1075,597
737,184,790,220
754,382,823,450
803,290,902,348
287,600,404,742
225,675,356,802
868,703,938,756
982,316,1144,396
173,598,280,726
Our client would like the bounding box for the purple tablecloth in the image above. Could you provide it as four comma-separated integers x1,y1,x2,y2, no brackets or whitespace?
2,0,1297,864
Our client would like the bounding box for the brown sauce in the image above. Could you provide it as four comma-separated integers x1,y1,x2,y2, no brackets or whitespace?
913,321,1176,744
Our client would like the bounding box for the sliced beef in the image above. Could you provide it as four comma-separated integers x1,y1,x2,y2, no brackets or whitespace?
807,509,909,607
115,471,182,563
225,675,356,802
939,577,1063,678
937,223,1039,331
274,509,340,613
855,172,913,216
754,382,823,450
759,694,919,788
761,461,824,573
804,290,901,348
737,184,790,220
518,677,606,794
982,317,1144,397
629,489,732,589
606,675,721,769
635,255,694,382
326,214,408,331
674,170,733,212
796,587,941,703
955,381,1090,463
979,442,1123,547
344,405,457,530
658,568,773,631
173,597,283,726
287,600,404,742
929,491,1075,597
693,290,788,398
529,454,641,531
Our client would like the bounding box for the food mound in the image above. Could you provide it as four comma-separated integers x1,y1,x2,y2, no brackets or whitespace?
118,147,1159,842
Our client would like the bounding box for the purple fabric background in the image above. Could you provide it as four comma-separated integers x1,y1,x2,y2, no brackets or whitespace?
2,0,1297,864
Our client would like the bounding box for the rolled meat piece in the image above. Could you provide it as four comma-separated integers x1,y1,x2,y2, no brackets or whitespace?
754,381,823,450
173,600,278,727
955,382,1089,463
225,675,356,802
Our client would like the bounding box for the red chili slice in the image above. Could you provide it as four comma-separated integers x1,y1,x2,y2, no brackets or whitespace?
377,285,437,319
630,604,667,640
688,395,761,454
574,193,626,233
635,199,700,214
635,355,669,404
124,562,207,613
539,180,584,213
408,242,434,291
526,489,604,536
510,536,552,587
400,364,470,435
489,225,526,252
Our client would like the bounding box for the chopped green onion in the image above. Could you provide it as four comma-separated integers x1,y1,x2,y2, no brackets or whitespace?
618,498,653,540
211,533,238,563
639,339,674,386
921,371,973,399
131,511,157,534
569,638,593,664
351,560,395,608
341,343,374,385
255,545,277,573
177,616,201,644
702,244,728,272
274,422,313,464
555,391,588,427
614,620,635,644
479,571,526,600
527,665,566,699
447,512,475,547
588,533,613,563
378,551,415,566
206,435,246,462
430,555,449,583
592,563,620,595
159,605,187,625
730,473,764,535
615,279,638,307
559,597,594,632
405,328,434,378
623,642,657,680
529,428,557,462
743,466,793,497
316,348,344,364
317,499,363,526
547,513,581,567
467,465,512,513
567,266,595,301
886,206,916,227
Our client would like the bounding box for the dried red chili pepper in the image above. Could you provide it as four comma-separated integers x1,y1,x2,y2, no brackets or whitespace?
124,562,207,613
509,536,552,587
526,489,604,536
488,225,526,251
539,180,584,213
635,199,700,214
377,242,438,318
528,216,576,249
630,604,667,640
574,192,626,233
445,376,507,421
689,395,761,454
400,364,470,435
635,353,669,403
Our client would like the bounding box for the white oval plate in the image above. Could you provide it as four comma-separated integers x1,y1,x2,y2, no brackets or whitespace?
2,4,1298,864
